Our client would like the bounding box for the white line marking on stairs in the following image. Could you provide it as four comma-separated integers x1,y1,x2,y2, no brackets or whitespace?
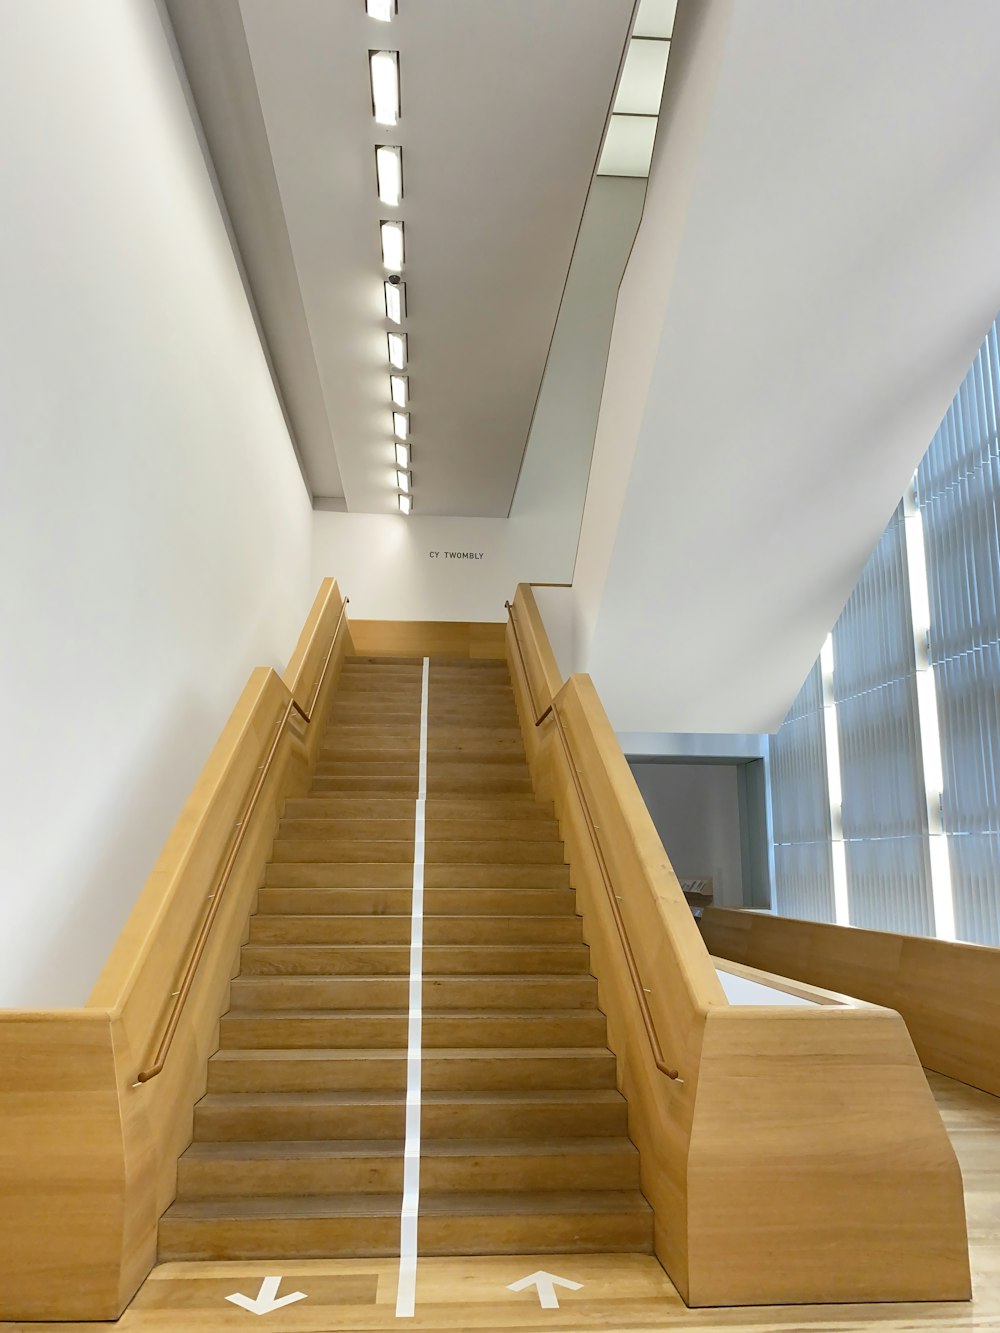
395,655,429,1319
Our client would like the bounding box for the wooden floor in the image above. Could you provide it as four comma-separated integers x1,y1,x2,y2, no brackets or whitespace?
4,1071,998,1330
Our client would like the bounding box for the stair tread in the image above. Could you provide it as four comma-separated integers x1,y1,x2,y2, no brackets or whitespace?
211,1045,612,1061
165,1190,650,1220
180,1137,637,1164
198,1088,624,1107
225,1008,602,1018
242,944,587,953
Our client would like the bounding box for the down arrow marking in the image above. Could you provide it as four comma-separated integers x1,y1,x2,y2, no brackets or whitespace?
226,1275,307,1315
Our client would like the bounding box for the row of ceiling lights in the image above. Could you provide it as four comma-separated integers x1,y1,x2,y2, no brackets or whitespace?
367,0,412,513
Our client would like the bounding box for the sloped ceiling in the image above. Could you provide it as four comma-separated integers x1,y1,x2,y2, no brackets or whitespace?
572,0,1000,734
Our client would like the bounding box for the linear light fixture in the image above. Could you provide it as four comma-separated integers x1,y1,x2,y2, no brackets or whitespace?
370,51,399,127
387,332,407,370
376,145,402,206
396,468,412,493
365,0,395,20
381,220,404,272
398,491,412,514
390,374,408,407
384,279,405,324
394,440,410,468
393,410,409,440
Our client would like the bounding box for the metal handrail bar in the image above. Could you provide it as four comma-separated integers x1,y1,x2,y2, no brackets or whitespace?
505,600,682,1083
135,596,349,1083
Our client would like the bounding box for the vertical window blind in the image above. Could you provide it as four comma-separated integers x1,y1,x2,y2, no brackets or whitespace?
917,321,1000,945
769,660,834,922
769,313,1000,944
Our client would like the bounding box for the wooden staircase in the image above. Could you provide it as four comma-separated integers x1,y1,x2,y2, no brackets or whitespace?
159,655,652,1259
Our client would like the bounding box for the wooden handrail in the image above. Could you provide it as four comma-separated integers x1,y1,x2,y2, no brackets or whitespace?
505,600,682,1083
135,596,349,1083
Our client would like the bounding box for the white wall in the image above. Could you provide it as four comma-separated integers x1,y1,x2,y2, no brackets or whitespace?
312,511,551,622
630,762,744,907
0,0,312,1006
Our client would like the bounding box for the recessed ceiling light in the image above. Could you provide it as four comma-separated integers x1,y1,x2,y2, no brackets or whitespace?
614,39,670,116
398,492,412,514
393,410,409,439
390,374,408,407
365,0,395,20
376,145,402,206
396,468,411,493
387,332,407,369
394,440,410,468
370,51,399,127
383,279,405,324
381,220,404,272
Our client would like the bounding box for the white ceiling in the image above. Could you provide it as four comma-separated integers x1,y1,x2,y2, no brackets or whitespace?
173,0,635,515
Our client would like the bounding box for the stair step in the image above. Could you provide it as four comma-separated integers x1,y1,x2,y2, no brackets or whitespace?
238,944,592,977
268,839,566,865
192,1089,628,1142
263,862,571,888
219,1009,610,1049
158,1190,652,1261
175,1135,638,1198
276,817,561,841
310,776,420,794
229,974,598,1011
206,1047,617,1093
282,795,553,820
256,886,579,917
248,914,583,946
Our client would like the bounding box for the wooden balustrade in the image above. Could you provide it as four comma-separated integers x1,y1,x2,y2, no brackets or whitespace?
505,584,970,1306
702,905,1000,1096
0,579,351,1321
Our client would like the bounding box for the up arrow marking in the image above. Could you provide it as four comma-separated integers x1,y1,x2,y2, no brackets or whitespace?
506,1270,583,1310
225,1276,307,1316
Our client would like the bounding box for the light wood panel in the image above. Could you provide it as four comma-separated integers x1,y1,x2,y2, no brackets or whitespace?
349,619,505,659
4,1072,997,1330
0,583,351,1322
505,585,970,1306
701,906,1000,1095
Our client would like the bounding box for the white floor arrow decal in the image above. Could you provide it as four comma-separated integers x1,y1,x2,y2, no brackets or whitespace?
506,1270,583,1310
226,1275,307,1315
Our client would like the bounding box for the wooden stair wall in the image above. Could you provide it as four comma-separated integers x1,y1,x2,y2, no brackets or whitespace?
160,654,652,1260
503,583,972,1307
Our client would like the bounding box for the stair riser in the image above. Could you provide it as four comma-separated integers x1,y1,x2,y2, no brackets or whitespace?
416,1211,653,1257
176,1149,639,1199
160,1212,651,1262
282,797,553,820
229,976,598,1010
238,946,591,976
158,1216,399,1262
276,818,560,841
248,916,583,945
219,1012,608,1049
256,888,578,916
193,1102,626,1142
310,778,420,794
264,863,571,888
207,1052,617,1094
177,1156,403,1199
268,840,565,865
